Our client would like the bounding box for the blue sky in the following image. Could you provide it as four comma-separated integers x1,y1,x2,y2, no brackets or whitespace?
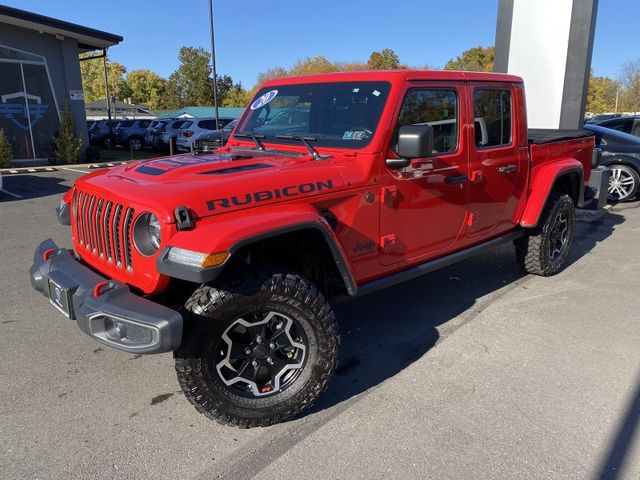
4,0,639,87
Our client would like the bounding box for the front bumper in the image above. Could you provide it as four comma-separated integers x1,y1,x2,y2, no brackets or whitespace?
29,239,183,354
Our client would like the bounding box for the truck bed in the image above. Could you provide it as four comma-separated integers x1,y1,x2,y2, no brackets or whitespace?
528,129,593,145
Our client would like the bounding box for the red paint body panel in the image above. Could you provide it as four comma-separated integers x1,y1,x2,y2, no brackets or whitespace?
58,70,594,294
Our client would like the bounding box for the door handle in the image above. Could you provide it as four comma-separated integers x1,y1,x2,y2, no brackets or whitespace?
444,175,468,185
498,164,517,174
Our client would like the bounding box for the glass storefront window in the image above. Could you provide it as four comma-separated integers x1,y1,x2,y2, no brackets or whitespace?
0,44,60,160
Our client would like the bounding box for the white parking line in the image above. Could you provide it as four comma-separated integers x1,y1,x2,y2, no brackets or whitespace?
0,189,23,199
60,167,91,174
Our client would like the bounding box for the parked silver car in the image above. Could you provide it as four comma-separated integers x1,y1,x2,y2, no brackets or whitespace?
148,118,193,151
176,117,235,151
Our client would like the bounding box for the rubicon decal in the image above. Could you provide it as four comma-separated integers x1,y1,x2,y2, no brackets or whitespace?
207,180,335,210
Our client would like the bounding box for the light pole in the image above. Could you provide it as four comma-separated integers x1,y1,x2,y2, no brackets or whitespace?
208,0,220,131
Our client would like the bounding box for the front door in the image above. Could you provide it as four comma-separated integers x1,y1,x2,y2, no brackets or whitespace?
379,84,469,266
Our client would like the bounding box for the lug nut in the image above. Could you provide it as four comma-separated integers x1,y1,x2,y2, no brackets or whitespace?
266,357,273,365
252,360,259,367
269,343,275,349
256,336,263,344
244,348,252,355
287,351,294,359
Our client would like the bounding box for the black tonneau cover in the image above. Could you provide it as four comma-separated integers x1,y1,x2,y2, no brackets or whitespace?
528,129,593,145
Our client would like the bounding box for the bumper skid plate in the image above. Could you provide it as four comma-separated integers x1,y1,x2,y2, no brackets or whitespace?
30,239,183,354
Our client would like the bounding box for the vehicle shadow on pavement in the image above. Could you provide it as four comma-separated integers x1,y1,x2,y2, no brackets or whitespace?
567,211,625,269
597,374,640,480
0,174,69,202
308,213,623,418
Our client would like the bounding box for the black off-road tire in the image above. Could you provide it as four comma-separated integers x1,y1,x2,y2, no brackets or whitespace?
174,267,339,428
515,192,576,276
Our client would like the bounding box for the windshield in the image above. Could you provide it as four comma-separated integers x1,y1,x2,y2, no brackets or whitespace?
235,81,391,149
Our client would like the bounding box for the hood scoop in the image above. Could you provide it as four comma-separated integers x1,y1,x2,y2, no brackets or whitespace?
133,152,253,176
201,163,273,175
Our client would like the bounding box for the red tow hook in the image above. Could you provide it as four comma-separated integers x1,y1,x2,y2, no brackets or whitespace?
43,249,56,262
93,280,113,298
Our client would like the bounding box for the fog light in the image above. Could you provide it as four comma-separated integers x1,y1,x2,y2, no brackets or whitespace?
104,318,125,340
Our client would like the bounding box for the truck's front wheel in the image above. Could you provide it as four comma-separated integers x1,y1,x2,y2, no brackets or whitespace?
175,267,339,427
515,192,576,276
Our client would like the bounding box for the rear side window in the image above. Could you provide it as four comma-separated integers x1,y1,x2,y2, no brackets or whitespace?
198,119,218,130
473,89,512,148
395,89,459,154
180,121,193,129
633,122,640,137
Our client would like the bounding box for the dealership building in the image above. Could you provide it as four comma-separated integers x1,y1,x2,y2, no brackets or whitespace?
0,5,121,165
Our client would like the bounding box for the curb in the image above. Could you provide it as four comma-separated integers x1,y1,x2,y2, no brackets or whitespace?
0,161,131,175
0,167,57,175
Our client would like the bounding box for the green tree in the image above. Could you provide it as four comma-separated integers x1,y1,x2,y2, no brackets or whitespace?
367,48,402,70
126,69,168,109
79,53,131,102
445,46,495,72
587,74,619,113
289,55,338,76
222,83,251,107
166,46,214,107
0,128,12,168
54,103,83,164
620,59,640,112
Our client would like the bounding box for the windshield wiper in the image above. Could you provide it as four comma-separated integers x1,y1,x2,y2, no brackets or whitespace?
275,135,326,160
234,133,266,151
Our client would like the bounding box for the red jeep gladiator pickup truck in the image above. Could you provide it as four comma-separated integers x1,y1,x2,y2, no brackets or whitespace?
30,70,607,427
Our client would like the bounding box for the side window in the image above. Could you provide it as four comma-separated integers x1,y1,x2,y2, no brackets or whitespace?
395,89,458,154
473,89,512,148
632,122,640,137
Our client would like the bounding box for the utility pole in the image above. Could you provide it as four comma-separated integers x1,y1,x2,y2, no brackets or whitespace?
615,88,619,113
208,0,220,132
102,48,113,149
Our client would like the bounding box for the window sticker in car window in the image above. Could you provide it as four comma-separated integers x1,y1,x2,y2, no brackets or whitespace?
343,130,369,140
372,90,381,97
250,90,278,110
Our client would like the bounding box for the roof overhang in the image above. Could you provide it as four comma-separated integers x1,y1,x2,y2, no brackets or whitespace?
0,5,122,52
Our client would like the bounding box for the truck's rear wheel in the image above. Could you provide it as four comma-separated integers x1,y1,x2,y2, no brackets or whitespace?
175,267,338,428
515,192,575,276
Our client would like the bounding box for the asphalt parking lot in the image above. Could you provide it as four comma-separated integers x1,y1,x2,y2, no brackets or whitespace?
1,168,639,480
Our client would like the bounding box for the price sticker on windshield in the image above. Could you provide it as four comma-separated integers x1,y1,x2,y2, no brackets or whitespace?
250,90,278,110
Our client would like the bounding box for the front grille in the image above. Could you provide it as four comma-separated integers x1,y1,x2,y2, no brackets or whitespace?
73,190,135,272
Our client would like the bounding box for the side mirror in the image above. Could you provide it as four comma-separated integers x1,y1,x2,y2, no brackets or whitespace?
386,124,434,169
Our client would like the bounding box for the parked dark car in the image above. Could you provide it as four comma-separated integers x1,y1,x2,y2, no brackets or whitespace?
584,123,640,202
114,119,153,151
594,116,640,137
89,120,118,147
193,119,238,152
585,113,623,124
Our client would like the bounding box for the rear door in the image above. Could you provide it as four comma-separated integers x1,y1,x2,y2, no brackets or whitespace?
379,83,469,266
465,84,527,238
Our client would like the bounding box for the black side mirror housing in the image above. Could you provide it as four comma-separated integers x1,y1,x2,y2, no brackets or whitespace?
386,124,434,169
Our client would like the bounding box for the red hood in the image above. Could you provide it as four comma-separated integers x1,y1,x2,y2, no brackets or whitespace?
74,151,347,223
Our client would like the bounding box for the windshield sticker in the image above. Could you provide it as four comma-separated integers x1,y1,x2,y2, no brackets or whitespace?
372,90,381,97
343,130,368,141
352,88,360,93
250,90,278,110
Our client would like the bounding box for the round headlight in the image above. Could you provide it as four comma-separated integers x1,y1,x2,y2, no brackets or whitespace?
133,212,162,256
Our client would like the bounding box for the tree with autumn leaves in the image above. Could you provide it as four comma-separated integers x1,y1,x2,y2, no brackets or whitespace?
80,45,640,113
